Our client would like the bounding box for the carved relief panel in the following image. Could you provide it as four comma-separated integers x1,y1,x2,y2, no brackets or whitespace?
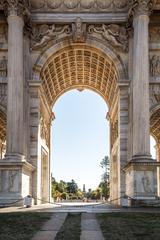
0,56,7,79
110,120,118,149
0,170,20,193
0,24,7,49
40,117,50,147
88,24,128,52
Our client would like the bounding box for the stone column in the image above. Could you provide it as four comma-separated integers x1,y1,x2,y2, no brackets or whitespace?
125,1,158,202
5,1,26,160
0,1,35,206
132,1,151,159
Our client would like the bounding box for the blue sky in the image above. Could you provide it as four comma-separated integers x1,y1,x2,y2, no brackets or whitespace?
51,89,156,191
51,89,109,191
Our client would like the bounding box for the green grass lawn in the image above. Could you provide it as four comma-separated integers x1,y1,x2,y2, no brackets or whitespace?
0,212,52,240
97,213,160,240
55,213,81,240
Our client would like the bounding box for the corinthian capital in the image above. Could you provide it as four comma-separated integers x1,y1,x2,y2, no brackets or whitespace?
4,0,30,18
129,0,156,18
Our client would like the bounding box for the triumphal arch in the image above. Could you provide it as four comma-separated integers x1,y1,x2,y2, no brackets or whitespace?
0,0,160,206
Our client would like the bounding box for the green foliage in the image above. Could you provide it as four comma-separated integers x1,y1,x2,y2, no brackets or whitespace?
100,156,110,183
51,178,81,200
66,179,78,194
99,156,110,198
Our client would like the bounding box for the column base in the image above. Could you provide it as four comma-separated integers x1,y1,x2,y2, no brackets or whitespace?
124,155,160,206
0,158,35,206
4,153,26,162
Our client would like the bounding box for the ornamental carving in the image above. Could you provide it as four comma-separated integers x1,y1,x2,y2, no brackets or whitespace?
40,117,50,147
149,26,160,42
3,0,30,17
0,25,7,47
31,0,128,11
150,55,160,77
0,56,7,78
72,18,86,43
31,24,71,49
129,0,156,18
110,120,118,149
88,24,128,52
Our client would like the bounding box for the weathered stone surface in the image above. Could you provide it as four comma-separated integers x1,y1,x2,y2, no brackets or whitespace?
0,0,160,207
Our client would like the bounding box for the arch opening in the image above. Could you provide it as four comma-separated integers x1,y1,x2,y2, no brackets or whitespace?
38,44,120,204
51,89,109,195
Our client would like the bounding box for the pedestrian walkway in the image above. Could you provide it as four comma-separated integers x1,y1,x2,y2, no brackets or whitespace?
80,213,104,240
32,212,67,240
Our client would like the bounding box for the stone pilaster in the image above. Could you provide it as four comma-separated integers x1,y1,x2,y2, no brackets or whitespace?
117,85,129,204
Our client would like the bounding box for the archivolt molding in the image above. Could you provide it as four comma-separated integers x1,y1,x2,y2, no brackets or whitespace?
40,45,119,108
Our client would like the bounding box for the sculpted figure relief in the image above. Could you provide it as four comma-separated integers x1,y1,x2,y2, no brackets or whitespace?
88,24,128,51
8,171,18,192
150,55,160,77
142,173,152,194
31,24,71,49
40,117,50,147
72,18,86,43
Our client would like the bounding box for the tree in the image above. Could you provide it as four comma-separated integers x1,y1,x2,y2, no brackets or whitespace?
66,179,78,194
99,156,110,199
100,156,110,183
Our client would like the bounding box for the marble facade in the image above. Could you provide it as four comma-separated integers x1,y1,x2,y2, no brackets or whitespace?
0,0,160,206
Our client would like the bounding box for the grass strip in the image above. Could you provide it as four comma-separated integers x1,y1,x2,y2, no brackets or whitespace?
96,213,160,240
0,212,52,240
55,213,81,240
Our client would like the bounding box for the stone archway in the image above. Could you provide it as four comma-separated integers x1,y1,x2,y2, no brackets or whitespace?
1,0,160,207
29,41,128,205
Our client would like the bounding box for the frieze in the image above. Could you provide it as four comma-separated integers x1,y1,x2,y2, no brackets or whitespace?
31,0,128,12
88,24,128,52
